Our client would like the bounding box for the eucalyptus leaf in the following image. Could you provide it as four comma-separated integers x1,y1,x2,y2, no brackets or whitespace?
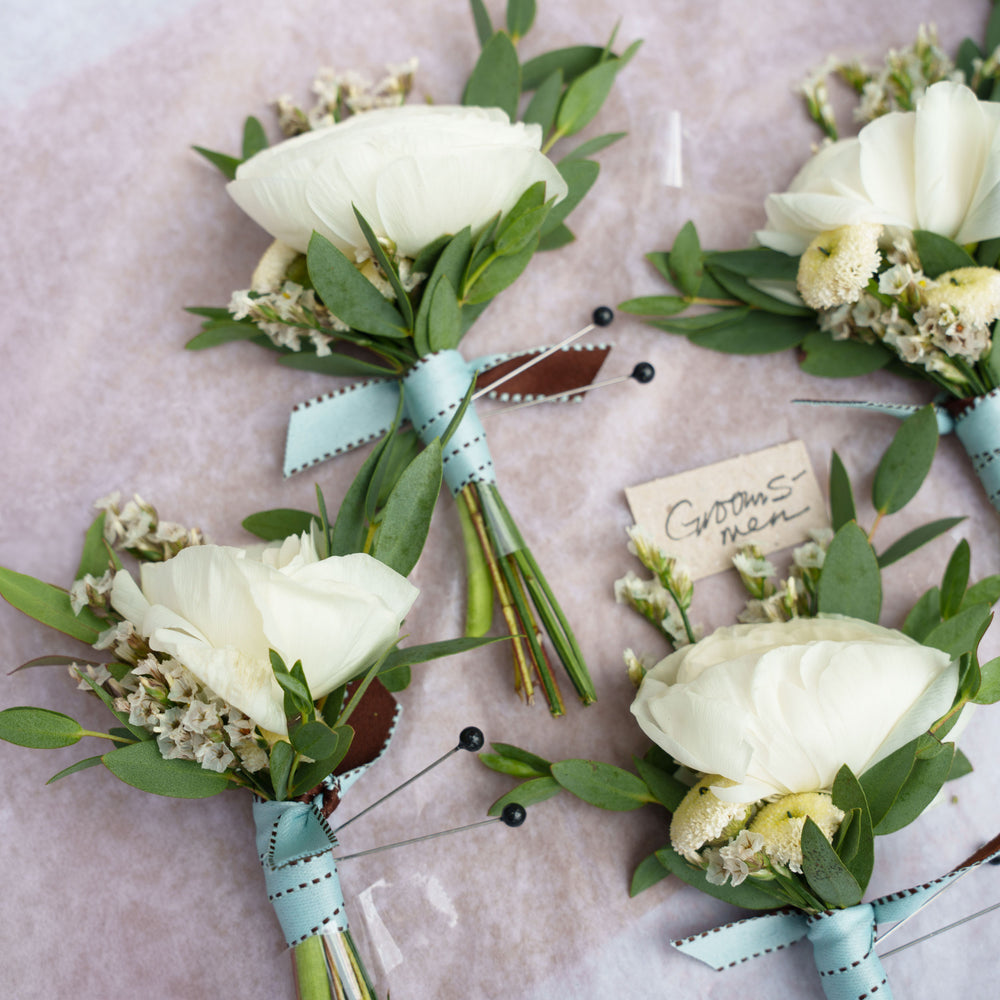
632,757,686,811
963,574,1000,609
537,223,574,251
619,295,689,316
496,204,551,257
816,523,882,622
307,233,408,339
0,566,107,643
652,307,748,333
192,145,241,180
799,333,894,377
654,846,785,910
902,587,941,642
330,424,397,556
469,0,493,45
290,725,354,797
353,205,415,329
541,158,599,236
872,405,938,514
371,440,444,576
186,320,261,350
75,513,110,580
380,635,508,672
487,776,562,816
377,663,411,692
630,852,671,896
520,45,604,90
702,247,799,282
948,748,973,780
242,508,317,542
667,221,703,298
47,755,105,784
427,276,463,351
242,116,268,159
831,765,873,889
489,742,552,774
551,759,652,810
269,739,295,800
976,236,1000,268
913,230,977,277
561,131,626,161
522,69,563,133
103,741,230,798
290,720,342,761
506,0,536,39
974,657,1000,704
416,228,472,351
11,654,94,673
686,312,812,354
707,266,812,316
829,451,856,531
940,539,971,619
555,40,640,137
463,31,520,118
0,706,84,748
78,671,153,742
801,818,863,908
877,518,966,569
956,37,983,81
923,602,992,659
464,236,539,304
480,754,548,778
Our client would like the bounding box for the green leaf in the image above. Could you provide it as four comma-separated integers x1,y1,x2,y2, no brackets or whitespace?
496,189,551,256
913,230,977,278
480,753,548,778
799,332,894,377
377,664,411,692
0,566,107,643
520,45,604,90
192,145,241,180
964,574,1000,609
860,734,956,834
630,851,671,896
560,131,626,161
940,539,971,619
426,276,463,351
923,602,992,659
352,206,414,330
801,817,863,908
307,233,408,339
948,748,973,781
686,312,813,354
242,116,268,159
666,221,703,297
102,741,229,798
652,306,747,333
550,759,652,810
330,426,397,556
506,0,536,40
619,295,689,317
522,69,563,133
469,0,493,45
464,236,538,304
555,41,640,137
371,440,443,576
242,508,317,542
416,229,472,352
77,672,153,742
75,512,110,580
0,707,84,748
654,846,785,910
976,236,1000,268
975,657,1000,704
702,247,800,282
368,429,422,513
47,755,104,784
902,587,942,642
489,742,552,774
290,720,342,761
828,451,856,531
537,223,574,251
872,405,938,514
707,265,812,315
185,320,261,350
633,756,686,811
878,518,966,569
269,739,295,800
290,725,354,796
816,522,882,622
831,765,874,890
540,158,599,234
988,4,1000,54
463,31,520,118
487,776,562,816
379,635,508,673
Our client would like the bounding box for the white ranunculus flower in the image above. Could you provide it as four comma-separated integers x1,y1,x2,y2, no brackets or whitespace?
758,81,1000,255
226,104,569,258
110,534,418,735
631,616,957,804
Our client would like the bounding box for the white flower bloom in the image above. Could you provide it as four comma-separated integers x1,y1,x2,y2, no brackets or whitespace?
878,262,915,296
631,617,957,804
109,534,418,735
749,792,845,873
227,104,567,258
196,740,237,773
923,266,1000,327
792,541,826,570
718,829,766,886
758,82,1000,254
796,223,882,309
732,551,777,579
670,774,754,862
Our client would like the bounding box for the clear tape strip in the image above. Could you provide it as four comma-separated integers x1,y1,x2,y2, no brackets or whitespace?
479,485,521,557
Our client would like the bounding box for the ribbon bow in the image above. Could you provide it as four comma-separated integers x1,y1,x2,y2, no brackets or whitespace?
674,832,1000,1000
796,390,1000,512
283,344,611,491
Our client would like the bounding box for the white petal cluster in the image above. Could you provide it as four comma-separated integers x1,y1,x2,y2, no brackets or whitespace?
749,792,846,873
796,224,882,309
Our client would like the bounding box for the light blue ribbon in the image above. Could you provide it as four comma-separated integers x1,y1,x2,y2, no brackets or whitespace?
673,838,1000,999
796,392,1000,513
251,713,399,947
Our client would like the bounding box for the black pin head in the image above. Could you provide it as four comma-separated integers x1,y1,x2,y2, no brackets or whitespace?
592,305,614,327
631,362,655,384
458,726,485,752
500,803,527,827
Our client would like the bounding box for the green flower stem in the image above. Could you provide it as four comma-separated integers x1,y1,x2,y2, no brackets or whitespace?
80,729,133,744
293,936,333,1000
457,487,494,638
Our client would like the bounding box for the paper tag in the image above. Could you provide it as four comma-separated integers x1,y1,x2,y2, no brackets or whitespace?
625,441,830,580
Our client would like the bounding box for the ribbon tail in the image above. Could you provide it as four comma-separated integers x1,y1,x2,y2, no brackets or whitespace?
792,398,955,434
950,390,1000,512
672,909,808,971
283,378,402,477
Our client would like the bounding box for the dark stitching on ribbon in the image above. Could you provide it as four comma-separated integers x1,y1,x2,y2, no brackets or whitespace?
267,870,336,900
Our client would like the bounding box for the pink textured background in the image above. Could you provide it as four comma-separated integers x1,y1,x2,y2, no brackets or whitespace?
2,1,999,997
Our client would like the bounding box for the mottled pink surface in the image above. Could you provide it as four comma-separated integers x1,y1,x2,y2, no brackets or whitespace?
2,2,999,998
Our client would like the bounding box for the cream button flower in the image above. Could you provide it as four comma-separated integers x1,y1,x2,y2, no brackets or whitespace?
630,617,957,804
226,104,568,258
758,81,1000,255
110,536,418,735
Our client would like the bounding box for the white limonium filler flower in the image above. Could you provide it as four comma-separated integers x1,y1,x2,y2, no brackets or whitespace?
226,104,568,259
